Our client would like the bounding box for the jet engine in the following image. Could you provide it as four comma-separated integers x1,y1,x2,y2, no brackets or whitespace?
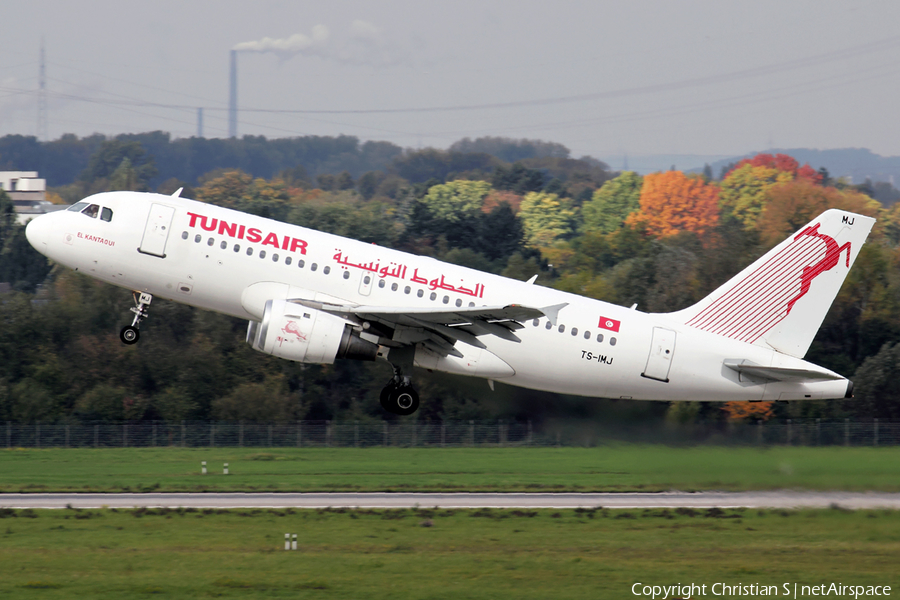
247,299,378,364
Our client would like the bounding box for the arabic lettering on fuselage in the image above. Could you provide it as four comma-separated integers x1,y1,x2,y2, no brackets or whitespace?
187,212,308,254
333,249,485,298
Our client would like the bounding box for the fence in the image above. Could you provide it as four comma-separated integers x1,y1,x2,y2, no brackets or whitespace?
3,419,899,449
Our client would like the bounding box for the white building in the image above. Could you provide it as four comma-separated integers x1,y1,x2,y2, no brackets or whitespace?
0,171,66,224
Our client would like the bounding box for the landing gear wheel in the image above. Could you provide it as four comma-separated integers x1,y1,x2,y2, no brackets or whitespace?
380,383,419,415
120,326,140,345
391,386,419,416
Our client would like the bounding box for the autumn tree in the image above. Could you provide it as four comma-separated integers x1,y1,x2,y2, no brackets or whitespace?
727,153,821,184
721,401,774,422
625,171,719,238
755,179,881,246
518,192,578,248
581,171,642,233
718,164,793,229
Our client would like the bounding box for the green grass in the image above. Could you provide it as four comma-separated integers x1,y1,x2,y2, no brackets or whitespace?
0,507,896,599
2,446,900,492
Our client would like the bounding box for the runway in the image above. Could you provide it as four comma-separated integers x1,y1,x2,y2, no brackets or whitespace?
2,491,899,510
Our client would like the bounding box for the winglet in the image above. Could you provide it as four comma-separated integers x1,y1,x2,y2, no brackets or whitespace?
171,187,183,198
540,302,568,327
526,274,538,285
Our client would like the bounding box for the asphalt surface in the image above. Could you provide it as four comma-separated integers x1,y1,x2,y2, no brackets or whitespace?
1,491,899,510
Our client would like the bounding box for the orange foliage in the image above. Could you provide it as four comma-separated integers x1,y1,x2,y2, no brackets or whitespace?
625,171,720,238
756,179,881,245
482,190,523,214
728,153,822,184
721,401,774,421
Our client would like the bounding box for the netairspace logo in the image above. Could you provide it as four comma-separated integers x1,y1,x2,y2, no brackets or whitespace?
632,583,892,600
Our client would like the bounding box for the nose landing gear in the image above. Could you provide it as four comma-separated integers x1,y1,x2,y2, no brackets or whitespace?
120,292,152,345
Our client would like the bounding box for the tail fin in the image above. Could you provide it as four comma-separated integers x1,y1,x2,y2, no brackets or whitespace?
667,209,875,358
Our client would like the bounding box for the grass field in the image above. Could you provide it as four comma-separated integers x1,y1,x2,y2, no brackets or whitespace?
0,506,896,599
2,446,900,492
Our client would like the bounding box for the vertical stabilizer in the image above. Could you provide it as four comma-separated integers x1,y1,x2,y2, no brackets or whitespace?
667,209,875,358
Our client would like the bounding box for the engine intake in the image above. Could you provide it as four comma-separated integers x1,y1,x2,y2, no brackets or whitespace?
247,299,377,364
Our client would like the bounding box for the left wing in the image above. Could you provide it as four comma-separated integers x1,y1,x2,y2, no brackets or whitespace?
291,299,565,358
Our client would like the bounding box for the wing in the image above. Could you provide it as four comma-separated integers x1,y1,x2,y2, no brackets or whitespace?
291,299,567,358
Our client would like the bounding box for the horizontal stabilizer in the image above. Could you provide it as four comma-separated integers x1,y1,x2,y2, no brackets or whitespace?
723,359,843,382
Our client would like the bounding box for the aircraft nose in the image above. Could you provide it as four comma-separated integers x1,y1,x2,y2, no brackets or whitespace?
25,214,51,252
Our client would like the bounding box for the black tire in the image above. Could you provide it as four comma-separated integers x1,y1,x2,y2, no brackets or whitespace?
120,326,140,345
391,386,419,416
380,385,393,412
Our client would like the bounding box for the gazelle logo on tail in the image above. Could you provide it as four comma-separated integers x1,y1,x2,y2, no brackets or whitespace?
681,214,861,346
785,223,851,315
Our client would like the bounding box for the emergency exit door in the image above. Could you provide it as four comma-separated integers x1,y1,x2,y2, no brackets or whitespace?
642,327,676,382
138,204,175,258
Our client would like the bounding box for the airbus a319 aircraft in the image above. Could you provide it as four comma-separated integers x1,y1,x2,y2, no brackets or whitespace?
25,189,874,415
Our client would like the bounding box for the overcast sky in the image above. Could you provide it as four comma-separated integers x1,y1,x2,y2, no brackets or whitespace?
3,0,900,166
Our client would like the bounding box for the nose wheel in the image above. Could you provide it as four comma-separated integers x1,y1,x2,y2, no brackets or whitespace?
120,292,152,345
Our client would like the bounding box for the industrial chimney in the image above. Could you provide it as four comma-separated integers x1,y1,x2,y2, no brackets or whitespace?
228,50,237,138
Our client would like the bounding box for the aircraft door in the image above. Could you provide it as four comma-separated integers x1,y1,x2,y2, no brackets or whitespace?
358,272,373,296
642,327,676,382
138,203,176,258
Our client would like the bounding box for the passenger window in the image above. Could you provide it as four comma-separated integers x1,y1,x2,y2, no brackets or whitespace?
285,256,292,265
468,302,475,307
100,207,113,222
378,279,385,288
342,270,349,279
442,296,449,304
404,286,411,294
417,289,424,298
545,322,552,330
182,231,188,240
323,266,330,275
272,254,279,262
233,244,240,252
246,248,253,256
195,234,201,243
584,331,591,340
81,204,100,218
259,250,266,259
391,283,398,292
455,298,462,307
571,327,578,336
220,241,227,250
311,263,317,272
610,337,617,346
207,237,214,246
298,260,305,268
597,333,604,343
430,292,437,301
558,324,565,333
532,319,539,327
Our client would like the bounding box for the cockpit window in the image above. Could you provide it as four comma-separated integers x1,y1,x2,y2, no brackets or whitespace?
81,204,100,218
100,207,113,222
67,202,88,212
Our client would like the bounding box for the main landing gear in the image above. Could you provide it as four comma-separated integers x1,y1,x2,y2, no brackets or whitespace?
380,363,420,416
120,292,152,345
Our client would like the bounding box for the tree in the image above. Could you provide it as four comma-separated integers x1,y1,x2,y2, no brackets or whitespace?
755,180,880,246
419,180,492,223
80,140,158,190
518,192,577,248
625,171,720,238
581,171,642,234
726,153,822,184
718,164,793,229
491,163,544,195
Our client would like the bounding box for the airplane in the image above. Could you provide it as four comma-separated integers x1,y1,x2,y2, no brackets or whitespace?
24,189,875,415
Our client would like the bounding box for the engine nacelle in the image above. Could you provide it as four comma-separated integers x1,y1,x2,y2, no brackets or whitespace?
247,299,377,364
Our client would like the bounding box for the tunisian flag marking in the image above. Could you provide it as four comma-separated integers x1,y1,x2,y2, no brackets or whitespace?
598,316,621,332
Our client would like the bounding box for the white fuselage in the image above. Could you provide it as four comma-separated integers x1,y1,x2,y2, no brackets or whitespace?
25,191,851,402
